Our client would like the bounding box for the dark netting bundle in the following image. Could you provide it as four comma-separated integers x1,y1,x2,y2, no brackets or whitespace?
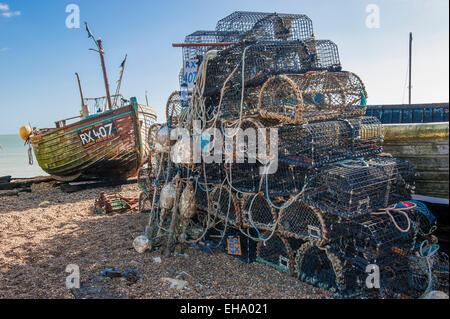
278,116,383,167
258,71,367,124
256,232,298,275
216,11,314,41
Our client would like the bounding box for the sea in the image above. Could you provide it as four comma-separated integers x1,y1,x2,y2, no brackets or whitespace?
0,135,48,178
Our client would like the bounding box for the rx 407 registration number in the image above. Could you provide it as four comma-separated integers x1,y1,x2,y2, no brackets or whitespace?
78,120,118,148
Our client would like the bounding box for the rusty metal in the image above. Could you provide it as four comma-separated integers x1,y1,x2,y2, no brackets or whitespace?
94,191,139,214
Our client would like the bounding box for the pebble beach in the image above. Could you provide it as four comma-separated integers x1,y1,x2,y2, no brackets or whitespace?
0,182,332,299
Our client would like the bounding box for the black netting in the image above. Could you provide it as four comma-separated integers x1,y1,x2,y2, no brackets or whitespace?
211,185,240,226
240,193,277,231
216,12,314,42
256,232,296,275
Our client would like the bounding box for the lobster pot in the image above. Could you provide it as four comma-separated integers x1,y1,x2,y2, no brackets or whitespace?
211,185,240,226
224,162,262,193
387,157,417,203
256,232,297,275
264,163,310,196
308,158,397,218
349,211,417,252
203,40,340,96
241,193,277,231
294,241,344,291
377,253,440,299
166,91,190,127
197,162,225,184
216,12,314,41
258,72,367,124
205,85,261,121
183,30,244,62
277,200,341,244
221,117,278,163
194,180,211,211
403,200,437,237
278,117,383,167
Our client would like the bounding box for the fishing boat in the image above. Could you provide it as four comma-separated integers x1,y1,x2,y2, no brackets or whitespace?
20,24,157,182
366,103,449,200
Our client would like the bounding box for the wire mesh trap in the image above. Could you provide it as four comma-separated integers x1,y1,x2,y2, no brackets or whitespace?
307,157,399,219
294,241,345,291
216,12,314,42
211,184,240,226
166,91,189,127
240,192,277,231
257,71,367,124
182,30,244,62
202,39,341,98
277,200,341,245
278,116,383,167
256,232,298,275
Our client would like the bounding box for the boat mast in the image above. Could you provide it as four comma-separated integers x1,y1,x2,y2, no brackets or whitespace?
113,54,127,108
85,22,113,111
408,32,413,105
75,72,89,117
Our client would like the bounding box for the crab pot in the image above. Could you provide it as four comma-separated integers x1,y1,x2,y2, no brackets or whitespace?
256,232,298,276
263,163,310,197
194,180,212,211
216,225,258,263
401,200,437,237
387,158,417,203
215,12,314,41
196,162,225,184
211,185,240,226
203,40,340,97
240,193,277,231
182,30,244,62
278,117,383,167
277,200,341,244
307,157,398,219
294,241,344,291
224,163,261,193
257,71,367,124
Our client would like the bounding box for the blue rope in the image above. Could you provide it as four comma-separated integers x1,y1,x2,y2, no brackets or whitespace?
338,158,368,168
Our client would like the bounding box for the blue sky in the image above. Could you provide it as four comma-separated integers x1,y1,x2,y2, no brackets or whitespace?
0,0,448,134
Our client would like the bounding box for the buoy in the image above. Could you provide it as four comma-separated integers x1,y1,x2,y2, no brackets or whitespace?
19,125,32,141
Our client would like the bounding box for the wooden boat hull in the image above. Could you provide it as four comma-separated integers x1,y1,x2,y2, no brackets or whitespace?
382,122,449,199
30,103,143,180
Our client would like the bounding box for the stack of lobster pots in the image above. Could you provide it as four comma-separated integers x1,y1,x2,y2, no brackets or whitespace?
138,11,448,298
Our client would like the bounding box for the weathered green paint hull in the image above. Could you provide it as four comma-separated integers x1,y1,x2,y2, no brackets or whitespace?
30,104,143,181
383,122,449,199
